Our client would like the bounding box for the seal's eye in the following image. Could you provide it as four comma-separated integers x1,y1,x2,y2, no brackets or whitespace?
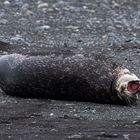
127,81,140,93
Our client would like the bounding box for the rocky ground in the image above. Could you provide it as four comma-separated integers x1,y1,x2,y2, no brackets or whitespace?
0,0,140,140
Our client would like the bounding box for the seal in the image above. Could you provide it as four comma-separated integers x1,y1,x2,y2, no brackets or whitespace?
0,52,139,105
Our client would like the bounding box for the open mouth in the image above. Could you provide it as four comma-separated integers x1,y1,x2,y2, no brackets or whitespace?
118,80,140,105
127,81,140,94
115,68,140,105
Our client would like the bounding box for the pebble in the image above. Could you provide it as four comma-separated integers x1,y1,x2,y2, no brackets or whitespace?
68,134,82,139
36,25,50,34
11,35,25,44
4,0,10,5
37,2,48,12
50,113,54,116
0,19,8,25
21,3,34,16
123,134,130,140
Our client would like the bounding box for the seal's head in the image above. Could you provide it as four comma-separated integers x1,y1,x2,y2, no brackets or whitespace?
115,68,140,104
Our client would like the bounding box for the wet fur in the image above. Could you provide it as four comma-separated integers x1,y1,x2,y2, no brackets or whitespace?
0,42,138,105
0,53,131,105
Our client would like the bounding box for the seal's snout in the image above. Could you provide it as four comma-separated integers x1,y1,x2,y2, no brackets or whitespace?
127,81,140,94
115,68,140,104
116,75,140,96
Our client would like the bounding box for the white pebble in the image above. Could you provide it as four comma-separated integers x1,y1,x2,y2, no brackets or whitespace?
38,3,48,8
68,134,82,139
50,113,54,116
4,1,10,5
38,2,48,12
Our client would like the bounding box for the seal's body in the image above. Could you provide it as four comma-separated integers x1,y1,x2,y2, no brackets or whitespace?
0,52,139,105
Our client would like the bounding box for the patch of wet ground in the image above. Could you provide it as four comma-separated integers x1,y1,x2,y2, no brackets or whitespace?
0,0,139,139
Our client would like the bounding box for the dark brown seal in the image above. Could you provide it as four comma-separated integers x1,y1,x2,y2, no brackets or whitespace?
0,52,139,105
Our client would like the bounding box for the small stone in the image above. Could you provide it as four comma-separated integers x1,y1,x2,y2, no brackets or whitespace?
21,3,34,16
83,6,87,9
74,114,78,117
50,113,54,116
2,51,8,55
32,121,37,124
66,25,79,30
11,35,25,44
132,120,137,124
1,100,7,104
38,3,48,8
25,10,34,16
37,2,48,12
102,35,108,39
36,25,50,34
4,1,10,5
112,1,120,8
8,135,12,138
91,110,96,113
0,19,8,25
50,129,58,132
68,134,82,139
123,134,129,139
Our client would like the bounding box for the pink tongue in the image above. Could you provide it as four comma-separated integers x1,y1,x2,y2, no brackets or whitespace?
127,82,140,93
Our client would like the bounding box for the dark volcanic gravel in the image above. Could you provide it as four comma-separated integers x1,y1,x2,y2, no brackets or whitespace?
0,0,140,140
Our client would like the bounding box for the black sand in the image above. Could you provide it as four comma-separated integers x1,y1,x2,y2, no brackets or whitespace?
0,0,139,139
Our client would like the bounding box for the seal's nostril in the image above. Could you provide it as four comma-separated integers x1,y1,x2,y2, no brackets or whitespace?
127,81,140,93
